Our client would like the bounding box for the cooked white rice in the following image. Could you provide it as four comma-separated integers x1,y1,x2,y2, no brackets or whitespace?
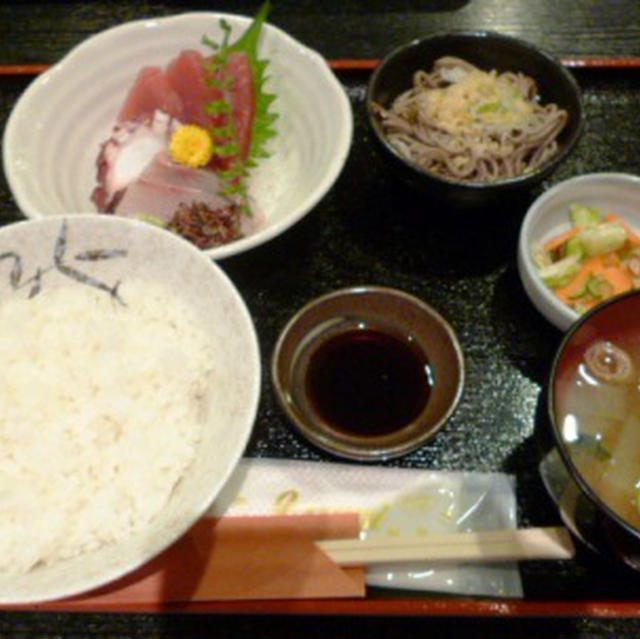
0,280,215,574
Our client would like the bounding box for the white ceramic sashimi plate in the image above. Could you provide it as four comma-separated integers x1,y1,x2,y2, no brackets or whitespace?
3,12,353,259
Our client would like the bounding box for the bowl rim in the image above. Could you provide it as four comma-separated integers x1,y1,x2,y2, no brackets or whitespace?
366,29,585,190
270,285,465,461
518,172,640,330
2,11,354,261
0,213,262,603
547,287,640,542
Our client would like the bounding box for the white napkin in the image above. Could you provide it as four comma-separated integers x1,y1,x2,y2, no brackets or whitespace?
210,458,522,598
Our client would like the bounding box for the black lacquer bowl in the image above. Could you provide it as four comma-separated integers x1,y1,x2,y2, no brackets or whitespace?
544,291,640,572
366,31,585,208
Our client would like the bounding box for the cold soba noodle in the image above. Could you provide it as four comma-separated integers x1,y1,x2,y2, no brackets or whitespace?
556,339,640,529
373,57,568,182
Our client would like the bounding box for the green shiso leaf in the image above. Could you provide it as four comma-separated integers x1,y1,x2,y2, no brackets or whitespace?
205,99,231,115
203,0,278,167
224,2,269,57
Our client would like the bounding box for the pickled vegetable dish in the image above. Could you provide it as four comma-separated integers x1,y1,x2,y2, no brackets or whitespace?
532,203,640,313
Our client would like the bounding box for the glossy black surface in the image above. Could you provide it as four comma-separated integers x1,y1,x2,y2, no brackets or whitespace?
5,1,640,637
5,0,640,63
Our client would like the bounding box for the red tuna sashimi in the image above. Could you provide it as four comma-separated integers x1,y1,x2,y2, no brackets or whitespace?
225,51,256,161
117,67,184,123
165,50,221,129
165,49,255,161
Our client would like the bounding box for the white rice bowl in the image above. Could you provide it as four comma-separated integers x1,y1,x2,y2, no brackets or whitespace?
3,11,353,260
0,215,260,603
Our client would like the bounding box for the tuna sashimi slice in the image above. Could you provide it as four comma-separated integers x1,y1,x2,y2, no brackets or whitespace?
225,51,256,161
117,66,185,123
165,50,223,130
116,50,256,166
114,152,233,222
165,49,255,161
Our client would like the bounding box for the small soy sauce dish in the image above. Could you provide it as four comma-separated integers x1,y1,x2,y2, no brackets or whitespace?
271,286,464,461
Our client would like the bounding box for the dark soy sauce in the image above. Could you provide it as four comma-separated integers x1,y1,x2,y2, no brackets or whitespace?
304,328,432,437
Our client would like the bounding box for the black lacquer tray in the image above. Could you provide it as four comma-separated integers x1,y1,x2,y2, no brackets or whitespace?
3,62,640,618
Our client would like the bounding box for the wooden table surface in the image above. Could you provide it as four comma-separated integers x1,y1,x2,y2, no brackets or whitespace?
4,1,640,637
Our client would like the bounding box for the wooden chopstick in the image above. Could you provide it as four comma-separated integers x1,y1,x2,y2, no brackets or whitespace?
316,527,575,566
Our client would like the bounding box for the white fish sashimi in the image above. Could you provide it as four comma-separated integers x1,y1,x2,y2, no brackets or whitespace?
114,151,234,223
91,109,260,248
92,110,239,225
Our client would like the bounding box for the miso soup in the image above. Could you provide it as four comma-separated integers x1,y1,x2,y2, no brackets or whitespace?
554,336,640,530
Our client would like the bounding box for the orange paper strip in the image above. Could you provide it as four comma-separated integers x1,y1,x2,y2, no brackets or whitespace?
6,57,640,76
27,513,364,611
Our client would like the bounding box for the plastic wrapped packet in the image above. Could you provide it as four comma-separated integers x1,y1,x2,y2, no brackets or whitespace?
210,458,522,598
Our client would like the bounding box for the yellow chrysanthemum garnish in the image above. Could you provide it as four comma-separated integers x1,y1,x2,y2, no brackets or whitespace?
169,124,214,168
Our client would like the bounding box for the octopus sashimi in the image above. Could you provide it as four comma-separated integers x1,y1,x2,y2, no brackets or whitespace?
92,111,177,212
